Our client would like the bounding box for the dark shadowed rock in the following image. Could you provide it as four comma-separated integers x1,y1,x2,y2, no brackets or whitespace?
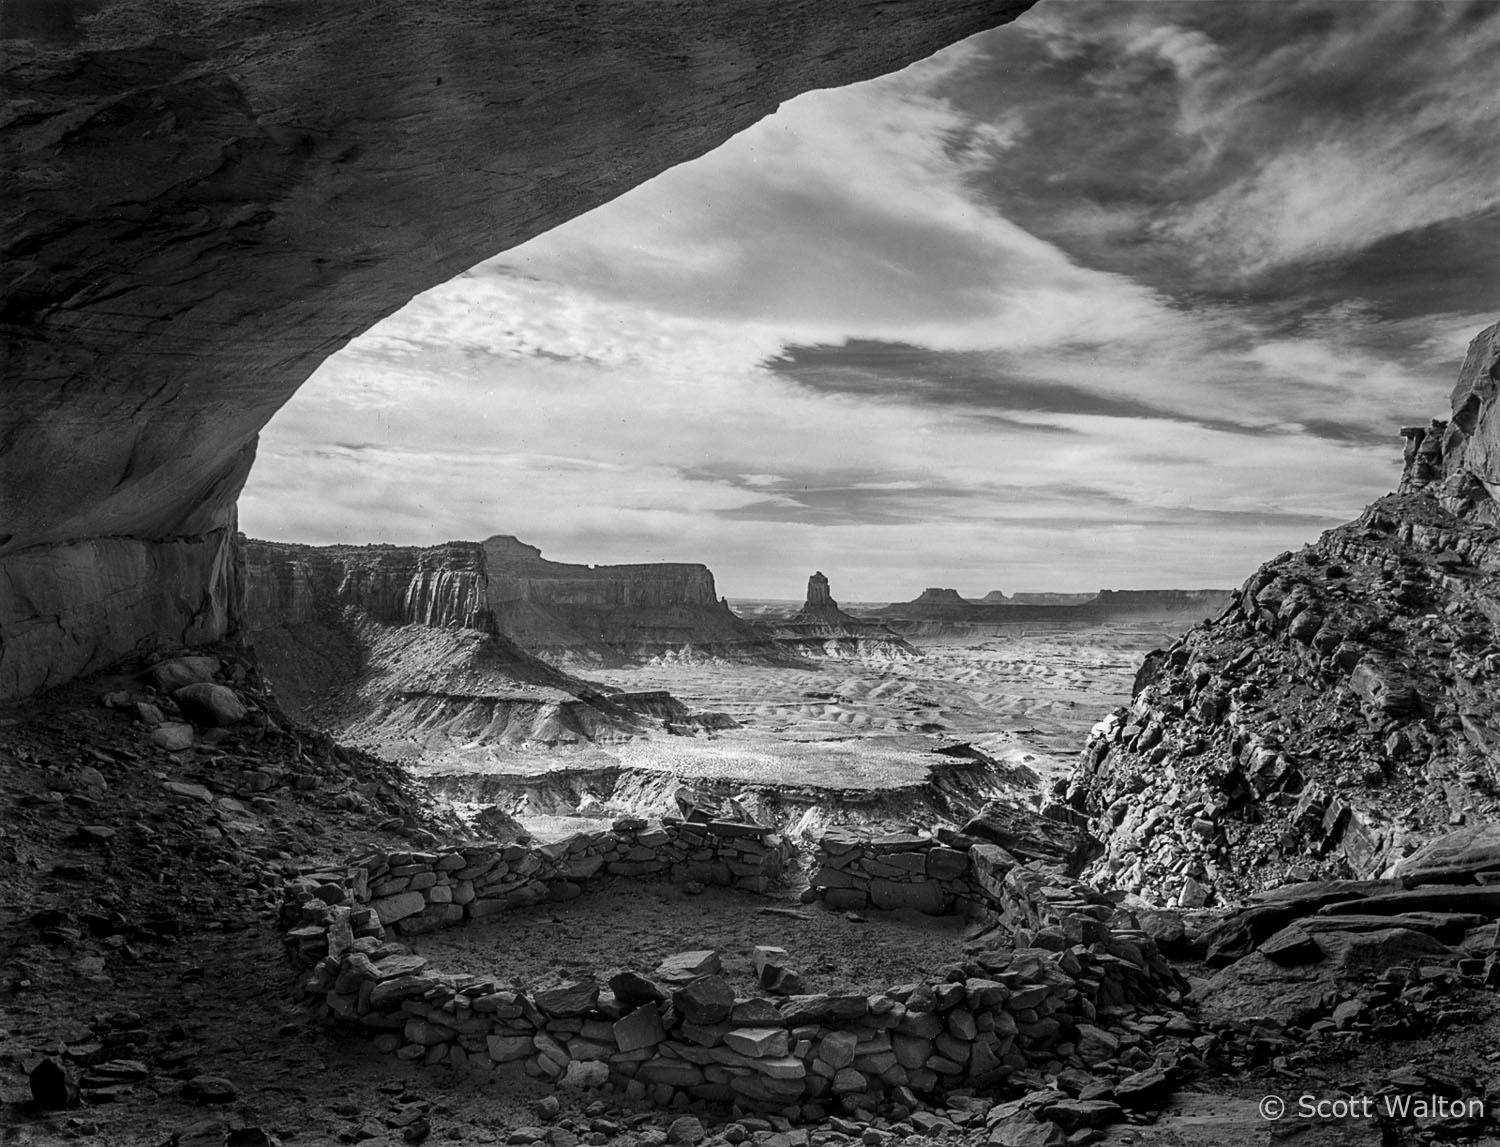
1197,927,1452,1028
961,802,1100,876
609,971,667,1008
672,976,735,1025
29,1058,78,1109
173,682,248,726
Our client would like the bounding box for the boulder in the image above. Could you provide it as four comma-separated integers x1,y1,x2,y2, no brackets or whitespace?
1112,1067,1174,1110
673,975,735,1025
150,656,220,692
655,950,721,983
151,723,196,751
173,682,248,726
987,1110,1065,1146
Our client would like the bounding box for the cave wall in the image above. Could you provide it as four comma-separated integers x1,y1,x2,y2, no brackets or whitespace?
0,0,1036,699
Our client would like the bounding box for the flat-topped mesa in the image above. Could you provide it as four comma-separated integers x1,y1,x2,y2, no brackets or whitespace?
918,587,971,603
481,536,787,666
484,535,722,610
877,585,1231,627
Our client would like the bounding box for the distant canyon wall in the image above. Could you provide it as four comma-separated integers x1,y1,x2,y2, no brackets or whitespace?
874,586,1233,627
242,537,735,756
0,0,1035,700
481,536,788,665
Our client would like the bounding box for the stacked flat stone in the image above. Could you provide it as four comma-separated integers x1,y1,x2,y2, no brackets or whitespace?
287,817,793,942
812,829,978,914
282,825,1189,1117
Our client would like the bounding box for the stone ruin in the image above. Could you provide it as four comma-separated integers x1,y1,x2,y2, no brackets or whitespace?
280,818,1191,1136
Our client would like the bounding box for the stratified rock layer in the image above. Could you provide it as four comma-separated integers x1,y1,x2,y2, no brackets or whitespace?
483,537,788,666
242,537,730,758
1069,322,1500,908
0,0,1035,700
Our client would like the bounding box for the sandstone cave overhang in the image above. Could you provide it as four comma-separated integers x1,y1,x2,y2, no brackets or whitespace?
0,0,1036,699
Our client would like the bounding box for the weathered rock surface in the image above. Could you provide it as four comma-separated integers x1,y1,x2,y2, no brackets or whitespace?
243,537,733,758
0,0,1035,700
484,536,788,666
1070,320,1500,907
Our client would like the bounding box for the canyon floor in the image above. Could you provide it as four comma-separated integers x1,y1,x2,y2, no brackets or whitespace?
407,625,1187,842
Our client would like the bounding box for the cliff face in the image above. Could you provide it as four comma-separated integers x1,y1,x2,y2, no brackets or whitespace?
242,538,731,758
0,0,1036,701
1067,319,1500,909
482,536,788,665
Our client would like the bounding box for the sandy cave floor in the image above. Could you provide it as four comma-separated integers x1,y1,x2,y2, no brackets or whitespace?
403,882,972,998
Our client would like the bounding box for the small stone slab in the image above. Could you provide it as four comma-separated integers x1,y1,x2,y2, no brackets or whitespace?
673,975,734,1025
724,1028,788,1058
1258,925,1324,965
608,970,665,1006
370,891,426,925
533,980,599,1018
161,780,211,803
1042,1099,1123,1132
655,950,721,983
486,1034,534,1063
778,994,868,1024
613,1005,666,1053
1113,1066,1174,1109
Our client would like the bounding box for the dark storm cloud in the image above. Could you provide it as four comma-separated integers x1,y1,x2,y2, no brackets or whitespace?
936,0,1500,317
764,339,1397,444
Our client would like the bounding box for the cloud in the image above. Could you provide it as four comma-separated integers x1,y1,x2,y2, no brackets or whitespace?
241,0,1496,600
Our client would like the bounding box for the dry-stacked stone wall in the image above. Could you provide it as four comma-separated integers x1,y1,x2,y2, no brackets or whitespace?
282,820,1184,1116
810,828,1016,915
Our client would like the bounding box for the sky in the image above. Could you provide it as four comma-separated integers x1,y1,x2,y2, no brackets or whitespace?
241,0,1500,601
